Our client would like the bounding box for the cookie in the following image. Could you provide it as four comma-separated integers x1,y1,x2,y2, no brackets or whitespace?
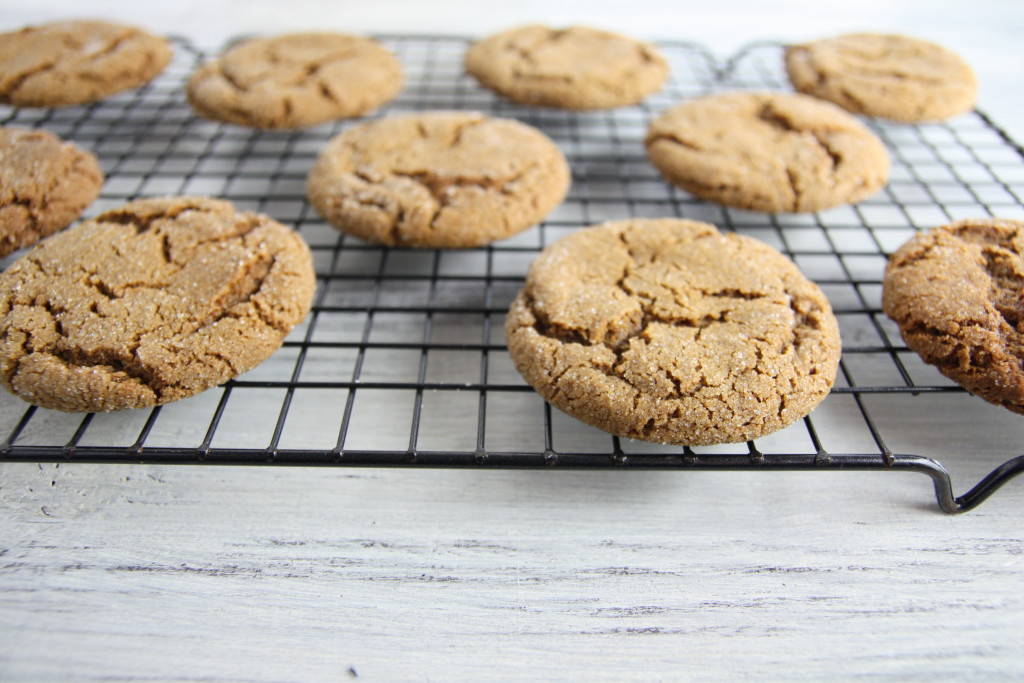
882,218,1024,414
0,20,171,108
505,218,842,445
0,196,316,412
187,32,404,129
785,33,977,122
644,91,890,214
0,126,104,257
306,111,571,248
464,24,668,110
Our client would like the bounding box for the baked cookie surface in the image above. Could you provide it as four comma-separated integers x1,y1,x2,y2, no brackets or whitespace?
882,218,1024,414
0,196,316,412
187,32,404,129
505,218,842,445
0,20,171,108
464,24,668,110
645,91,890,213
306,111,570,248
785,33,977,122
0,126,104,257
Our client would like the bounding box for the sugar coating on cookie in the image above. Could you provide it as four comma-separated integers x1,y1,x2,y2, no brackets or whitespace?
785,33,977,122
187,32,404,129
882,218,1024,414
0,196,316,412
465,24,668,110
307,111,571,248
505,218,842,445
645,91,890,214
0,20,172,108
0,126,104,257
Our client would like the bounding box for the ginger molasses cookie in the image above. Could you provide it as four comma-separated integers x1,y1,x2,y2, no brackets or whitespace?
0,196,316,412
0,126,103,257
785,33,977,122
307,111,570,248
0,20,171,108
505,218,842,446
882,218,1024,414
187,32,404,129
645,91,890,213
464,24,668,110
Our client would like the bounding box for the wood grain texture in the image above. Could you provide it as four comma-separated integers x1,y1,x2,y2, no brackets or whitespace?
2,462,1022,680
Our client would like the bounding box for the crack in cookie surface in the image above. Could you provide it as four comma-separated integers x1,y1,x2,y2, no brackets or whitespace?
0,196,315,412
186,32,403,129
506,218,841,445
784,33,977,122
882,217,1024,413
464,24,668,109
645,91,890,213
0,20,171,107
0,127,104,257
307,112,570,248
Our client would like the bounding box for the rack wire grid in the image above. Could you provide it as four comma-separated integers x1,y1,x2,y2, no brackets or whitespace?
1,35,1023,513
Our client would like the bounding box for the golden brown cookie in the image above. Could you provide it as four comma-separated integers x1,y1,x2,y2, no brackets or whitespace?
505,218,842,446
785,33,977,122
0,196,316,412
0,20,172,108
644,91,890,213
187,32,404,129
882,218,1024,414
0,126,104,257
306,111,571,248
464,24,668,110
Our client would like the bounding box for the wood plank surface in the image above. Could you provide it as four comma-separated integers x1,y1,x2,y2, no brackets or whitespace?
2,462,1022,680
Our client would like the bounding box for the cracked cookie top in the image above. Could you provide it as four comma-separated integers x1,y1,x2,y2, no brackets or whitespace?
306,111,571,248
505,218,842,446
785,33,977,122
464,24,668,110
186,32,403,129
645,91,890,214
0,126,104,257
0,20,172,108
882,218,1024,414
0,196,316,412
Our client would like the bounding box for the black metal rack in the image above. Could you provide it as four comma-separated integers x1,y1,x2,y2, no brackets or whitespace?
1,35,1022,513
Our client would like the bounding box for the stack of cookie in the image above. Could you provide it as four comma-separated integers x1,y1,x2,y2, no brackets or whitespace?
778,33,1024,418
300,24,671,250
0,20,318,414
1,19,1017,445
0,20,173,257
771,35,1022,418
460,26,1016,439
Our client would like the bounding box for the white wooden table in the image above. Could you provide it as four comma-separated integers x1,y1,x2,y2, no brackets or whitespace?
3,462,1023,680
2,2,1023,680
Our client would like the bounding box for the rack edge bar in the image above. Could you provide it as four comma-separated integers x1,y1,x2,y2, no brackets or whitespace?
3,448,1021,514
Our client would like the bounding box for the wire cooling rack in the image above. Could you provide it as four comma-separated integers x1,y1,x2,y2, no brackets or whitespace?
1,35,1022,513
